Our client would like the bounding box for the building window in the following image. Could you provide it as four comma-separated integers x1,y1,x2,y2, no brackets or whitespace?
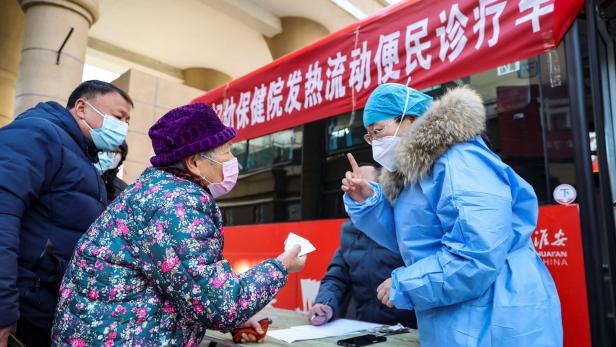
326,110,366,153
231,141,248,173
245,127,302,171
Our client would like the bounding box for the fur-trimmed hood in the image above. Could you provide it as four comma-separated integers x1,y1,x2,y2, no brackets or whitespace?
379,86,486,202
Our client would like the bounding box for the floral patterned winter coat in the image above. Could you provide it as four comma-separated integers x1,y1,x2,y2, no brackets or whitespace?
51,167,288,346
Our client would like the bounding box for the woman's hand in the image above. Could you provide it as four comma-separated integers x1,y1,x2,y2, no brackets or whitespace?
276,245,306,273
237,318,265,343
341,153,374,202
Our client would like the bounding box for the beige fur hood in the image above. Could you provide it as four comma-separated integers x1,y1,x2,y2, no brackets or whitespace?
379,86,486,203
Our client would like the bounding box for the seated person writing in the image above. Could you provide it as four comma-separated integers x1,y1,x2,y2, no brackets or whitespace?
308,165,416,328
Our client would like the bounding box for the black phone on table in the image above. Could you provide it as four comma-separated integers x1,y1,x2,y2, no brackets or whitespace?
337,334,387,347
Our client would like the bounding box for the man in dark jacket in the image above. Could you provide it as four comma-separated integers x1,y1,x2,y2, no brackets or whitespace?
309,165,416,327
0,80,132,346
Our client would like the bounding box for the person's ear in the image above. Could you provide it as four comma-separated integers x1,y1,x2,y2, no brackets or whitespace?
73,99,87,117
399,116,415,127
184,155,201,177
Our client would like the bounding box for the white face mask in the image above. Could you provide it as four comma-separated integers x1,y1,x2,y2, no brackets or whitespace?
371,78,412,172
372,136,401,172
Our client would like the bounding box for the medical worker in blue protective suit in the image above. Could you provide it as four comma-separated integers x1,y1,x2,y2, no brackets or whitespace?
341,83,562,347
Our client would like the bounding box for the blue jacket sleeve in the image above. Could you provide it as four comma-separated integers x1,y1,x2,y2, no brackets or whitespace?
0,119,61,328
389,152,516,311
314,248,350,318
343,182,398,253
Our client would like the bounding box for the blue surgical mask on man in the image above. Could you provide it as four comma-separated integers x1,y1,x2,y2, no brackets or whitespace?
82,101,128,151
94,151,122,174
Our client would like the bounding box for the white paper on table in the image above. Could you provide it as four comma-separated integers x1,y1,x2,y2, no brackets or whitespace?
284,232,316,257
267,319,382,343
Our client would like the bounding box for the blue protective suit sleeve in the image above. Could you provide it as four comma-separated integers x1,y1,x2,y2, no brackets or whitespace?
0,119,61,328
343,181,398,253
389,156,515,311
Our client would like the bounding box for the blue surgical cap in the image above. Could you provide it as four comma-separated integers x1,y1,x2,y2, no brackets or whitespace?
363,83,433,128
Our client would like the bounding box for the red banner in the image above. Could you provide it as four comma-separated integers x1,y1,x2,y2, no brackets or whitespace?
223,205,589,345
193,0,584,141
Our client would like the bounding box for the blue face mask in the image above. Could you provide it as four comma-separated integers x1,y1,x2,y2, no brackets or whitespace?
83,101,128,151
94,151,122,174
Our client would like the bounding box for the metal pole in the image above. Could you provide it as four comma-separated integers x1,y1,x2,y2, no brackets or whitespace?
584,0,616,338
535,57,553,202
564,19,612,346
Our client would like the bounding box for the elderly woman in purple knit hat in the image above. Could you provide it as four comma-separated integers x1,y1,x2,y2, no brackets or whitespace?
51,103,306,346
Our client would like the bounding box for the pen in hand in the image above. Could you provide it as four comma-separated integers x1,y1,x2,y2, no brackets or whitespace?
310,298,332,322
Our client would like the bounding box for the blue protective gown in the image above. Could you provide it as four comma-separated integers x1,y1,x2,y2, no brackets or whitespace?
344,87,562,347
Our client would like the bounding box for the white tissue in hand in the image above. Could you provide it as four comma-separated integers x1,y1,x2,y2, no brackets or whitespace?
284,232,316,257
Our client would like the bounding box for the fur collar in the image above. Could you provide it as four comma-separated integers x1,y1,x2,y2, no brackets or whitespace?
379,86,486,203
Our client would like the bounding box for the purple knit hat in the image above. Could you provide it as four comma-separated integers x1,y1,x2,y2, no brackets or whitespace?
149,103,236,167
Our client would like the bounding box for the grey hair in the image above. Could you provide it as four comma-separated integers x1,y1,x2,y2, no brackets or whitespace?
168,149,215,170
200,149,215,159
